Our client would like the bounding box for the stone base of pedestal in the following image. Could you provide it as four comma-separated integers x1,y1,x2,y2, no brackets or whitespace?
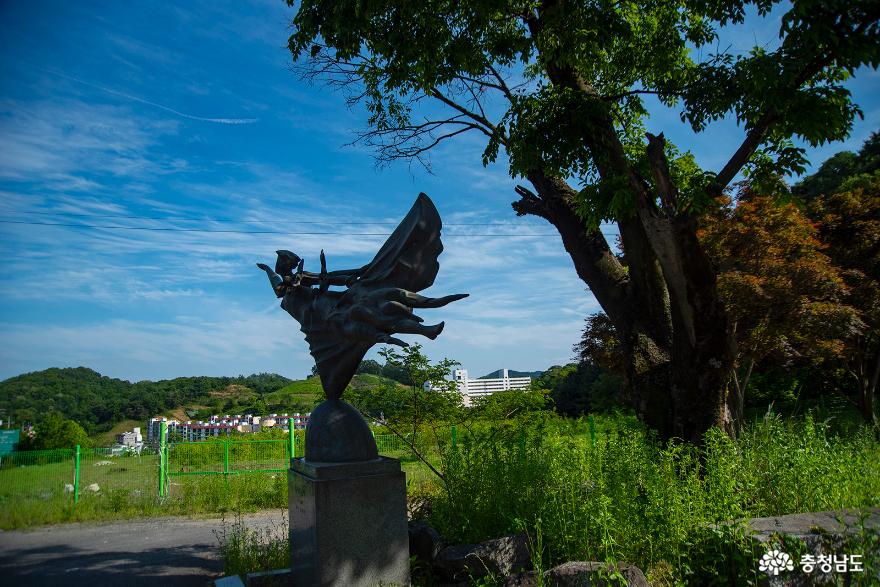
288,457,410,587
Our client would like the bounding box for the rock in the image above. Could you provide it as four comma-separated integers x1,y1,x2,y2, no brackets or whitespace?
86,483,100,492
94,460,113,466
741,508,880,587
505,570,539,586
544,561,649,587
63,483,74,494
745,508,879,543
434,533,531,581
409,520,442,562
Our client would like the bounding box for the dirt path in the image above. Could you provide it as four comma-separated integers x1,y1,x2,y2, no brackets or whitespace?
0,510,288,586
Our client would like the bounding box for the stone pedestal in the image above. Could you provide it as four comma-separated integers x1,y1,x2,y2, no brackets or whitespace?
289,457,410,586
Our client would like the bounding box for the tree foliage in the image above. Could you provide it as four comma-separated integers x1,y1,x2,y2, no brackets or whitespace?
355,359,384,376
702,190,854,369
24,413,89,450
469,387,552,419
575,312,623,374
286,0,879,442
805,155,880,428
347,345,463,438
699,188,858,430
794,132,880,200
535,361,622,416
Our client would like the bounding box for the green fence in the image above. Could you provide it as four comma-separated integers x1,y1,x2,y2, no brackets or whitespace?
0,427,443,508
0,447,159,508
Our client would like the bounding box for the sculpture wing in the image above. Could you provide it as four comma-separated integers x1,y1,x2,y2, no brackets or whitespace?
355,192,443,292
286,193,446,401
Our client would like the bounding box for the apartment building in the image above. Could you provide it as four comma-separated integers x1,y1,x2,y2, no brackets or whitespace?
147,412,311,442
451,368,532,407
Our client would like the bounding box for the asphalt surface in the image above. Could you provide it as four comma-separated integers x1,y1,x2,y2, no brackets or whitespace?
0,510,288,586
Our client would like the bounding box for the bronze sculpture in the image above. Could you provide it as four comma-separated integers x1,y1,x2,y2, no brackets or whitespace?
257,192,467,462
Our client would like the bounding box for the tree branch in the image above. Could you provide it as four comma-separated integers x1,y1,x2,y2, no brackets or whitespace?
712,110,779,194
429,87,499,139
603,89,685,102
486,63,516,103
372,415,447,485
512,184,550,219
454,72,508,96
354,124,482,168
645,132,678,216
710,14,875,195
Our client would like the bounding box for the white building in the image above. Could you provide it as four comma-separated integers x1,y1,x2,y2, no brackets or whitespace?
115,427,143,451
451,369,532,406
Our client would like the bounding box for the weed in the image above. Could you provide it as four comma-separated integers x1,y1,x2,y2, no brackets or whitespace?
215,510,290,577
427,411,879,585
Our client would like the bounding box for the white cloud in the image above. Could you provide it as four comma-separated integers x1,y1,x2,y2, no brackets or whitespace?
0,97,179,182
0,311,313,382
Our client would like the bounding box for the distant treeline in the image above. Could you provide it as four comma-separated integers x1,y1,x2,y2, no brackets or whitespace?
0,367,291,434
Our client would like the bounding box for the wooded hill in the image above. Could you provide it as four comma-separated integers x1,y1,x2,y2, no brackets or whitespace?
0,367,401,435
478,369,544,379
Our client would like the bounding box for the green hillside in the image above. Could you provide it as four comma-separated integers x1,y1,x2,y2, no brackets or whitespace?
478,369,543,379
0,367,405,437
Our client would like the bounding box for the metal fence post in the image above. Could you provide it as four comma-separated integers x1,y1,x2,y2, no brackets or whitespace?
158,421,167,498
588,415,596,447
223,437,230,481
451,425,457,449
288,427,295,464
74,445,81,504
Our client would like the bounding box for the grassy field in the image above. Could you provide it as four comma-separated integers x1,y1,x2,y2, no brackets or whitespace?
207,410,880,585
0,449,160,528
0,429,445,529
89,419,145,446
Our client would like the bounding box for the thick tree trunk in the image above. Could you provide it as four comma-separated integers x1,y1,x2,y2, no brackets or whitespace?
616,217,674,437
515,171,677,438
514,168,737,442
667,215,737,441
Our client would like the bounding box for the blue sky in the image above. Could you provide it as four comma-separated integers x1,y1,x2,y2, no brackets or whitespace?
0,1,877,382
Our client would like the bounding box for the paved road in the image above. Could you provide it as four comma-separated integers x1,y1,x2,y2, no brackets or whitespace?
0,510,288,586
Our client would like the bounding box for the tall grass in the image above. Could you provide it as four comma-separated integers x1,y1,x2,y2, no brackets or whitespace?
428,411,880,585
0,473,290,529
215,510,290,577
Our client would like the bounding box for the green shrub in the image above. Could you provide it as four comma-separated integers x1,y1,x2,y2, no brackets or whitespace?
427,411,880,585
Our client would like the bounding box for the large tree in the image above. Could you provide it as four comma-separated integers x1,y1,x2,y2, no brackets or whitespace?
285,0,879,442
700,188,857,432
